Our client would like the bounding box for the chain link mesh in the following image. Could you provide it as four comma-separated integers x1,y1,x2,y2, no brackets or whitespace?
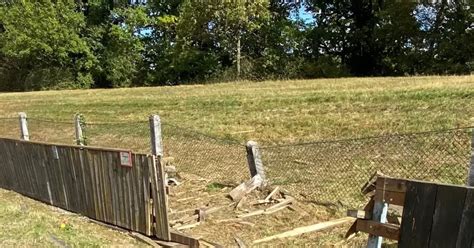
162,123,248,184
0,117,19,139
261,128,473,207
85,121,151,153
27,118,75,144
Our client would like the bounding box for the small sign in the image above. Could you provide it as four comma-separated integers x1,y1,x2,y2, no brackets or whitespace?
120,151,132,167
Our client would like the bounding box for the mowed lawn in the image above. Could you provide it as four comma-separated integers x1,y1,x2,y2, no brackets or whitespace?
0,75,473,144
0,189,145,247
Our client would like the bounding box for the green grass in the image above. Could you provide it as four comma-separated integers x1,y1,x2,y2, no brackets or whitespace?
0,75,473,144
0,189,146,247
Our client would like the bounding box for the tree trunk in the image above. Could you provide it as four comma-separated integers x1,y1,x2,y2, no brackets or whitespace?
237,35,241,78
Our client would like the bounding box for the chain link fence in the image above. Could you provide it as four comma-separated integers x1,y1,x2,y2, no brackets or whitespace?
0,114,472,207
0,117,18,139
0,115,249,185
85,121,151,153
28,118,75,144
261,127,473,207
161,123,248,183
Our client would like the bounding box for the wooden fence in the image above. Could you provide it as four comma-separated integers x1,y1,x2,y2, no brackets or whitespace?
0,137,170,240
351,176,474,247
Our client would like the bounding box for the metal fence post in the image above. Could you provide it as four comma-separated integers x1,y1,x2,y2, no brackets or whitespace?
468,131,474,186
18,112,29,141
149,115,163,156
367,202,388,248
74,114,85,146
246,141,266,185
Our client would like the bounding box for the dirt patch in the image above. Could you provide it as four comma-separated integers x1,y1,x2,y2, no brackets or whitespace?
168,173,369,247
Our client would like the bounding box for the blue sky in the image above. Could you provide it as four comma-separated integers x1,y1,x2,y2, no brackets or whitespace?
292,5,315,24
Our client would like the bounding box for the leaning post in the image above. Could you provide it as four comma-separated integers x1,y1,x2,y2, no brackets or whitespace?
19,112,29,141
246,141,266,187
149,115,163,157
74,114,85,146
149,114,171,239
468,131,474,186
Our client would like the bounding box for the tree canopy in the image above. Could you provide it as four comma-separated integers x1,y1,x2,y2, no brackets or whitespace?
0,0,472,91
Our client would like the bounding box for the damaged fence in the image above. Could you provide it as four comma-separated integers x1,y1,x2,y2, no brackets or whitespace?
261,128,473,207
0,113,472,208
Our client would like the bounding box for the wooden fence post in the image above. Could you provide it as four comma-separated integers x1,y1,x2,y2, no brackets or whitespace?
246,141,266,186
18,112,29,141
74,114,85,146
149,115,163,156
149,115,171,239
468,131,474,186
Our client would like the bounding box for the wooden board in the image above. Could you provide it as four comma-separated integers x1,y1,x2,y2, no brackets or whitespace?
374,190,405,206
355,220,400,240
151,156,171,240
399,181,438,248
376,177,407,193
429,184,467,248
170,231,200,248
456,188,474,248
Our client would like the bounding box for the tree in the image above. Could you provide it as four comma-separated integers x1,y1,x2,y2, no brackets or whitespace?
176,0,270,80
0,0,95,91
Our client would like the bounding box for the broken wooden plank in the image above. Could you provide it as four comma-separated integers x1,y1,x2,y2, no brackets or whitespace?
170,231,200,248
238,209,265,218
347,210,371,219
252,217,354,244
235,196,247,210
266,196,294,211
356,219,400,241
176,222,201,231
129,232,161,248
234,237,247,248
361,171,385,195
345,220,358,239
229,175,262,201
238,202,290,218
264,187,280,202
264,205,290,215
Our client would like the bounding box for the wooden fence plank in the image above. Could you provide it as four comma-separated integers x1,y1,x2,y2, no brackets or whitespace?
399,181,438,248
107,151,119,227
144,156,152,236
456,188,474,248
356,220,400,240
429,184,467,248
151,156,170,240
135,155,144,234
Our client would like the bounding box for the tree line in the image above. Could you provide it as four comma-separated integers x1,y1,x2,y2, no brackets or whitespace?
0,0,472,91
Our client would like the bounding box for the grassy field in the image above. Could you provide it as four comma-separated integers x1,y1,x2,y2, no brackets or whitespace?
0,189,146,247
0,75,473,144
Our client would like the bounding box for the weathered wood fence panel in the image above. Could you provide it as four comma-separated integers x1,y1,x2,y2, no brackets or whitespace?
399,181,474,248
0,137,169,240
